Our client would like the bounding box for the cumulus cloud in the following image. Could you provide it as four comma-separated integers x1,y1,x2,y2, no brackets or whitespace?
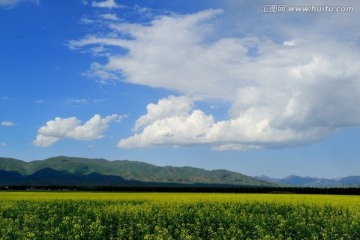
118,96,214,148
92,0,121,9
118,96,333,150
133,96,194,131
33,114,122,147
1,121,15,127
71,6,360,150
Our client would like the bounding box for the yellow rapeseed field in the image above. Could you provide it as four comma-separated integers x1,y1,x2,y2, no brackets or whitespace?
0,192,359,239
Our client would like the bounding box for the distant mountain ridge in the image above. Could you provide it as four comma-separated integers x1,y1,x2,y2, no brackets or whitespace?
0,156,274,187
256,175,360,187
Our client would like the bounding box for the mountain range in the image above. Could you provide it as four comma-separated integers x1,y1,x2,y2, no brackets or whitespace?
1,156,359,188
0,156,274,187
256,175,360,188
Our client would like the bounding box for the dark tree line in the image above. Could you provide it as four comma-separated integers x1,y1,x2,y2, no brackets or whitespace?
1,185,360,195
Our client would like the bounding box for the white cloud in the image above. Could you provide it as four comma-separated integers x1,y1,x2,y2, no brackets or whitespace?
118,96,333,150
92,0,121,9
0,0,39,8
66,98,88,105
65,98,108,104
70,9,226,90
33,114,121,147
80,17,94,24
83,62,120,84
133,96,194,131
212,144,262,151
1,142,6,147
1,121,15,127
72,7,360,150
118,96,215,148
100,13,119,21
0,0,18,7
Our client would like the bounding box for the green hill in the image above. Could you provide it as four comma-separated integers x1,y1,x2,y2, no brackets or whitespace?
0,156,274,187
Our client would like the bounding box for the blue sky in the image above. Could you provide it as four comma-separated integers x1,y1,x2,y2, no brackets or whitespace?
1,0,360,178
